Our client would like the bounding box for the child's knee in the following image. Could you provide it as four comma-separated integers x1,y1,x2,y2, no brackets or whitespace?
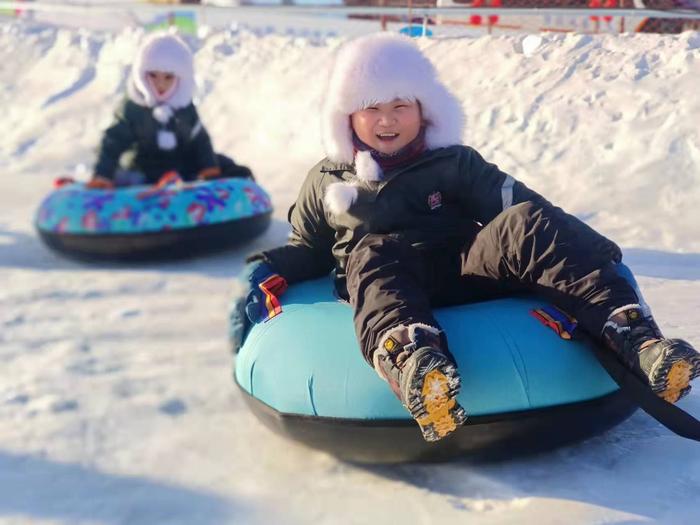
349,233,408,261
346,234,416,280
490,201,543,243
502,201,540,223
351,233,401,256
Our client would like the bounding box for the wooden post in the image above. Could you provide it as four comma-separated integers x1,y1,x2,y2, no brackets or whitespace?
380,0,387,31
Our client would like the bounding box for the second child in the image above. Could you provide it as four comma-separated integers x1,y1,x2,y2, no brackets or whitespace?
89,32,251,189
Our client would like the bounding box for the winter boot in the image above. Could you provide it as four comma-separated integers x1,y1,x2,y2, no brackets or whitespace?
602,304,700,403
373,324,468,442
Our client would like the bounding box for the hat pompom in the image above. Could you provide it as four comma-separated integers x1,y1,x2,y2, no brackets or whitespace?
324,182,359,215
157,130,177,150
152,104,174,124
354,150,383,182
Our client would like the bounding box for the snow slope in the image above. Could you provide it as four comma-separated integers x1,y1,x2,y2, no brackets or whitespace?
1,18,700,525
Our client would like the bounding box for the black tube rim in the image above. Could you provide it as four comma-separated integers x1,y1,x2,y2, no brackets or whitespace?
37,211,271,261
234,377,638,463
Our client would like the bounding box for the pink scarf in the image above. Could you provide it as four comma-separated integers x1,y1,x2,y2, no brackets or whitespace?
352,127,427,173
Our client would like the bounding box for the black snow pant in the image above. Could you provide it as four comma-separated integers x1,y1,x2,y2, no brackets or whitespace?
215,154,254,181
180,154,254,182
345,201,640,364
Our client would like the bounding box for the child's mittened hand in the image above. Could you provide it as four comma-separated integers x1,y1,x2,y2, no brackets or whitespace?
86,176,114,190
229,261,288,353
155,171,182,188
197,167,222,181
244,261,288,324
229,294,249,353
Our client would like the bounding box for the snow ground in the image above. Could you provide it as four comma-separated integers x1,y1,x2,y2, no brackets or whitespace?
1,17,700,525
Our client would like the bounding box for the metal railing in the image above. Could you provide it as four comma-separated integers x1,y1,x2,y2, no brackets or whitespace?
2,2,700,20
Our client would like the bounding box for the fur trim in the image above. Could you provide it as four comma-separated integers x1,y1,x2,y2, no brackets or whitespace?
375,322,442,358
152,104,174,124
157,130,177,150
407,323,441,339
373,322,442,378
127,32,195,109
354,150,383,182
601,303,653,336
607,304,644,319
321,33,464,164
324,181,359,215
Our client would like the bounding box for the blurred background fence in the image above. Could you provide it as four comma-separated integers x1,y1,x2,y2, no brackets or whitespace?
2,0,700,35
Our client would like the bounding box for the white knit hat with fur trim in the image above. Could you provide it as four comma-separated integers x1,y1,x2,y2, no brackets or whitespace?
321,33,464,215
126,32,195,151
127,32,195,110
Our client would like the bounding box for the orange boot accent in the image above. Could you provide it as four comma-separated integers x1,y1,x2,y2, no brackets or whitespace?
415,369,461,441
660,361,693,403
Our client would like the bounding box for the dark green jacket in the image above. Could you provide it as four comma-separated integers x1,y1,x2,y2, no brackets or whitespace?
256,145,620,295
95,99,218,183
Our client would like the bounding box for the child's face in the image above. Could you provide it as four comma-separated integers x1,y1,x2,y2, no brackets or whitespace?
350,99,422,155
146,71,177,95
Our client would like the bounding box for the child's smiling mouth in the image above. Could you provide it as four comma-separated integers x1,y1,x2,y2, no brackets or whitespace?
377,132,399,142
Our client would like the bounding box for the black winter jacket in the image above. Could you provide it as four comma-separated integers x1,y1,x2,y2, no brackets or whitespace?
255,145,621,296
94,99,218,183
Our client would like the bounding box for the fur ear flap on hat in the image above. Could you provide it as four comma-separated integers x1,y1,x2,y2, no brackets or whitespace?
320,33,464,215
127,32,195,110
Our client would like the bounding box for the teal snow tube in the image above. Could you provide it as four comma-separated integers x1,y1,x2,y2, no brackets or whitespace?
234,272,639,463
35,177,272,260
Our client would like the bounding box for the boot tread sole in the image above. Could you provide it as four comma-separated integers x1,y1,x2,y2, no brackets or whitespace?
650,340,700,403
402,349,467,442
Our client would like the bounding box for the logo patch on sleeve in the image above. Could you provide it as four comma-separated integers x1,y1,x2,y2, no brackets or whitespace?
428,191,442,210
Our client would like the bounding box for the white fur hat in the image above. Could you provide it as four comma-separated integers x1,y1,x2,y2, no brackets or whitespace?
127,32,195,110
321,33,464,215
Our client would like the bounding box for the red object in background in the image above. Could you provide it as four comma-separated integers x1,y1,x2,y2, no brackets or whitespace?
470,0,500,27
470,0,483,24
489,0,501,25
590,0,617,23
54,176,76,188
604,0,616,22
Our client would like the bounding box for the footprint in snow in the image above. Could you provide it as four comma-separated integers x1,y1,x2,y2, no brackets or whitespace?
119,309,142,319
4,393,30,405
159,398,187,416
51,399,79,413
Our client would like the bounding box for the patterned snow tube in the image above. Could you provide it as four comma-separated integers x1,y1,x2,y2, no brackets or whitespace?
234,268,642,463
35,177,273,260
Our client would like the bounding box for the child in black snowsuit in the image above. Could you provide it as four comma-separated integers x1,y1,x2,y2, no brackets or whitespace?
88,32,250,190
233,34,700,442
